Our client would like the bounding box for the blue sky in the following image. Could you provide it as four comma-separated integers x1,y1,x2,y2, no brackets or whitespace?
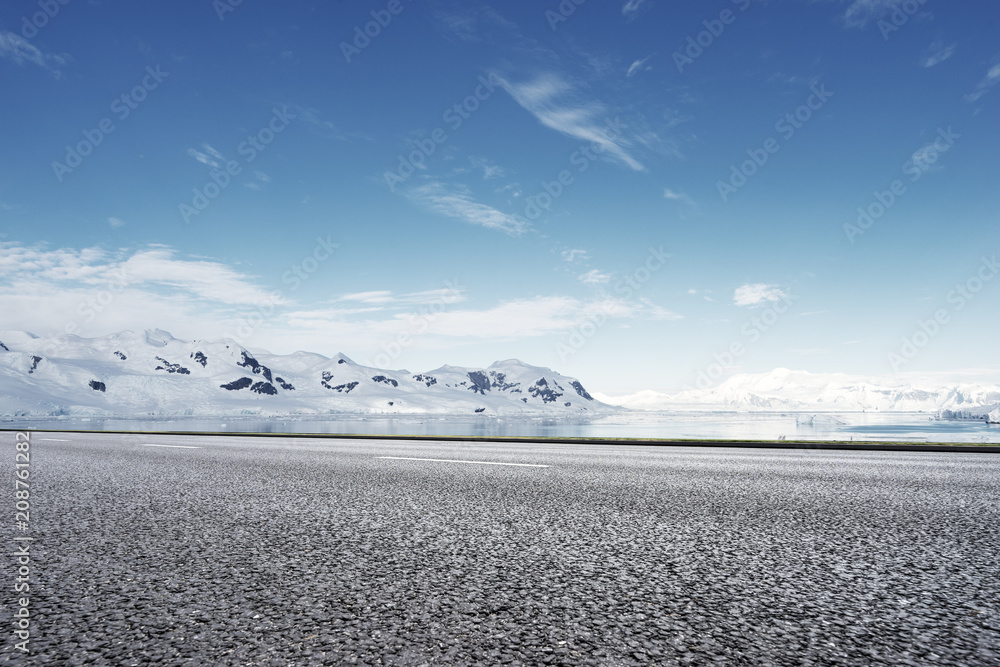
1,0,998,395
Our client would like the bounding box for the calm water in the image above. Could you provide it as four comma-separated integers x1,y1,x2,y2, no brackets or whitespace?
3,412,999,443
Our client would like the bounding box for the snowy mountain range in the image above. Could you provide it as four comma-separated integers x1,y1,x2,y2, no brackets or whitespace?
0,330,610,418
595,368,1000,416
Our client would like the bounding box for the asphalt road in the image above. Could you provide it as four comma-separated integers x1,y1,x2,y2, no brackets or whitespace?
3,432,999,666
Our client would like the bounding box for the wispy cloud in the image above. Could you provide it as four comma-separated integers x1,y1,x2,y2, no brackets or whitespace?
187,145,222,168
108,217,125,229
922,41,955,68
0,31,66,75
495,72,645,171
626,55,652,78
578,269,611,285
470,156,505,180
663,188,702,215
337,288,466,307
966,63,1000,103
408,182,528,235
733,283,788,307
622,0,649,18
561,249,588,262
843,0,898,28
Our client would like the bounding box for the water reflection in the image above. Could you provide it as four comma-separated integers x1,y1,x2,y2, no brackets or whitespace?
3,412,998,443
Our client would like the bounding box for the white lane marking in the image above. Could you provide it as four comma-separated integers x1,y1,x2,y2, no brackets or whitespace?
38,438,70,441
378,456,549,468
140,444,202,449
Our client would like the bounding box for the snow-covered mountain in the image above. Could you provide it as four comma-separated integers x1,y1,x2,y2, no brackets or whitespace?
0,330,612,418
595,368,1000,415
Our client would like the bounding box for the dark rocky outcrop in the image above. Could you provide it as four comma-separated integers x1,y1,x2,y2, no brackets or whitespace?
191,351,208,367
325,381,358,393
220,378,254,391
28,356,42,374
275,377,294,391
371,375,398,388
89,380,106,392
250,381,277,395
237,351,272,382
413,374,437,387
0,340,9,352
467,371,491,395
154,357,191,375
528,378,562,403
489,371,521,392
114,351,127,361
570,380,593,401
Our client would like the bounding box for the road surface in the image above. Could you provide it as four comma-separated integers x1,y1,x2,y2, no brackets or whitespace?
3,431,999,665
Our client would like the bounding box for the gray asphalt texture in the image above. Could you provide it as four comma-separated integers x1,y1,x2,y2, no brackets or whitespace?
3,433,999,666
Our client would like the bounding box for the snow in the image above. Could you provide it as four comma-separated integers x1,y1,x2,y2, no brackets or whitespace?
595,369,1000,414
0,330,613,418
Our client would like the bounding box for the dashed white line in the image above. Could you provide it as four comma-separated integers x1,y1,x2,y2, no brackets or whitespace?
140,444,202,449
378,456,549,468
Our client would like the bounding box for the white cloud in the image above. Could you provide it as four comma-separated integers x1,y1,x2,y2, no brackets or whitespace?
108,217,125,228
622,0,649,18
0,31,66,75
0,242,285,342
843,0,898,28
663,188,701,215
626,55,652,78
495,72,645,171
337,288,466,306
922,41,955,68
408,181,528,235
578,269,611,285
187,146,220,168
561,249,588,262
966,63,1000,103
733,283,788,307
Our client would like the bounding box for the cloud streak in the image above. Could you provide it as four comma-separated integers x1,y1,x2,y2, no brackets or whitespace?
0,31,66,75
966,63,1000,103
733,283,788,307
495,72,645,171
408,181,528,235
